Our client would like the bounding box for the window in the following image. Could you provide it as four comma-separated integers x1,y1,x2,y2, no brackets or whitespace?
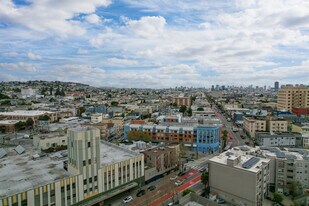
88,142,91,147
83,179,87,185
94,176,98,181
88,159,91,164
83,160,86,166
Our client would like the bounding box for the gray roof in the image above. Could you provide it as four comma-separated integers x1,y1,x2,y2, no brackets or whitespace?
14,145,25,155
0,148,7,159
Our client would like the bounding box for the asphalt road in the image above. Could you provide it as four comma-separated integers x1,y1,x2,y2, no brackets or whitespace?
213,106,253,147
104,169,201,206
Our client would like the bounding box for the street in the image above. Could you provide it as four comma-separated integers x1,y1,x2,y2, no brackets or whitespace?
104,169,202,206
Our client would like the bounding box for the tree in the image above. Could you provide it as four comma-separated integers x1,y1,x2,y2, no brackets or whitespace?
128,131,151,142
0,93,10,99
49,97,56,102
182,189,195,196
26,118,34,127
0,126,6,133
179,105,187,114
111,101,119,106
38,115,50,121
172,102,177,107
15,121,26,131
273,193,283,203
77,107,86,117
201,173,210,196
222,130,228,148
13,88,21,93
197,107,204,111
187,107,192,116
288,181,303,197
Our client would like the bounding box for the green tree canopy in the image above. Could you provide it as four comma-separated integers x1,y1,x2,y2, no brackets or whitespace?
273,193,283,203
179,105,187,114
38,115,50,121
26,118,34,127
182,189,195,196
197,107,204,111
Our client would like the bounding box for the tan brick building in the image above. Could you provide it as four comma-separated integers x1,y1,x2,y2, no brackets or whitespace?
277,86,309,112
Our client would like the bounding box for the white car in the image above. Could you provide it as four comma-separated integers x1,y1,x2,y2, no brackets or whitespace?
175,179,184,186
123,196,133,203
170,175,178,180
167,203,174,206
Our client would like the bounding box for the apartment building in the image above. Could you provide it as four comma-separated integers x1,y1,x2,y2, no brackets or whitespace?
209,149,270,206
255,132,302,147
243,116,267,138
260,147,309,195
172,97,192,107
32,131,67,150
0,110,57,125
124,123,220,153
277,86,309,112
0,127,144,206
243,116,288,138
143,146,179,184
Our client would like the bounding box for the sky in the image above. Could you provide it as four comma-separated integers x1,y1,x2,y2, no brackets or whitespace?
0,0,308,88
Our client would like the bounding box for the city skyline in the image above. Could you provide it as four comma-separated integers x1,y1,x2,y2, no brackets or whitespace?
0,0,309,88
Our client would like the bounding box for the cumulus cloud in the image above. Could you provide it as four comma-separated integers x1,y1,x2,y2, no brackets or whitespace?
0,0,111,37
105,58,138,66
85,14,101,24
125,16,166,38
27,52,42,60
77,49,88,54
0,62,37,72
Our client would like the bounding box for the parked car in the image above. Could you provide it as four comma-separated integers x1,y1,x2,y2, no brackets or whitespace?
122,196,133,203
240,134,245,139
178,171,186,176
175,179,184,186
167,203,174,206
215,198,225,204
148,185,156,191
245,141,250,145
136,189,146,197
170,175,178,180
199,168,207,173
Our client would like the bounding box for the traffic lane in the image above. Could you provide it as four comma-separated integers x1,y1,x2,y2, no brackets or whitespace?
132,170,201,206
105,170,179,206
149,175,202,206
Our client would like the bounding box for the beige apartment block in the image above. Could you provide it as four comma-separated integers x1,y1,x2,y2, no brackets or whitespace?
277,86,309,112
266,118,288,133
172,97,192,107
243,116,288,138
243,116,266,138
209,150,270,206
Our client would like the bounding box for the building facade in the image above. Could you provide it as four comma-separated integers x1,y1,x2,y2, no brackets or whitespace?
255,132,302,147
124,124,220,153
277,86,309,112
0,127,144,206
209,149,270,206
172,97,192,107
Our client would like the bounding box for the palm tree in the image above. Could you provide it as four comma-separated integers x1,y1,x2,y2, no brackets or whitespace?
201,173,209,197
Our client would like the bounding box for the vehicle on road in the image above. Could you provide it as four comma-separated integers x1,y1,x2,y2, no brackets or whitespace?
227,118,231,121
232,127,238,132
215,198,225,204
167,203,174,206
170,175,178,180
136,189,146,197
240,134,245,139
199,168,207,173
177,171,186,176
175,179,185,186
245,141,250,145
147,185,156,191
122,196,133,203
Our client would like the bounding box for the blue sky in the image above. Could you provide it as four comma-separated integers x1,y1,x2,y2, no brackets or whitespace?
0,0,308,88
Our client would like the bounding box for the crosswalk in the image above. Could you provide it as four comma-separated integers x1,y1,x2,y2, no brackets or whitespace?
184,157,210,171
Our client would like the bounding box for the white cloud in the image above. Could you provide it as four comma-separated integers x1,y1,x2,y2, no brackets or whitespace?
77,48,88,54
85,14,101,24
27,52,42,60
125,16,166,39
0,62,37,72
105,58,138,66
2,52,19,58
0,0,111,37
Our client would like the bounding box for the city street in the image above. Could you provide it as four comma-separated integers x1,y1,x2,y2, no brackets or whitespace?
213,106,252,147
104,169,201,206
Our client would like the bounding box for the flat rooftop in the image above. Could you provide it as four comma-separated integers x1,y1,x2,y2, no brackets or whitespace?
0,143,72,198
210,149,270,173
100,141,140,166
0,110,55,117
0,120,20,125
